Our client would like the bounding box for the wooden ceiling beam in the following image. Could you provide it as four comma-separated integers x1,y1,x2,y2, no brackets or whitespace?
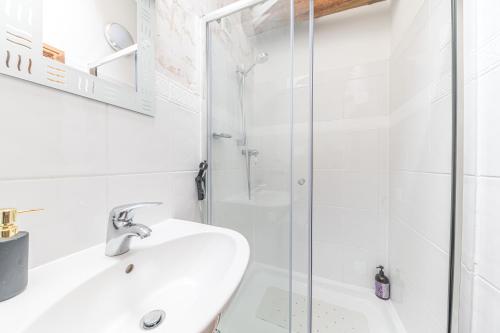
250,0,387,35
309,0,386,19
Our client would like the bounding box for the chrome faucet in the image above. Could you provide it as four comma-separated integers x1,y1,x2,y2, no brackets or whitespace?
105,202,162,257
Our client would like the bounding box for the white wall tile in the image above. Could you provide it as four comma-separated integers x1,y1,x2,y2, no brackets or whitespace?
343,74,389,119
312,241,344,282
390,0,426,49
315,3,390,69
305,4,391,289
254,206,290,269
213,201,255,261
0,76,107,179
1,27,202,270
423,95,452,173
312,206,387,289
313,205,344,245
0,177,107,268
464,81,478,176
0,78,202,268
106,104,171,174
342,208,386,254
314,81,345,122
167,171,201,223
341,171,380,211
313,170,344,206
477,67,500,177
472,277,500,333
106,173,171,226
390,171,451,252
389,1,452,331
166,106,202,171
476,177,500,289
313,126,346,170
460,0,500,330
459,266,474,333
344,129,380,171
388,220,449,333
476,0,500,48
462,176,477,270
477,35,500,78
341,245,386,288
390,1,431,110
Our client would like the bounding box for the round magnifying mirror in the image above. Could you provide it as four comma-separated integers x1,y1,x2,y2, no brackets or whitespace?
104,23,135,51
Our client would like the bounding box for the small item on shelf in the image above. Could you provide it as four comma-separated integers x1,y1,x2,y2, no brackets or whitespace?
43,43,65,63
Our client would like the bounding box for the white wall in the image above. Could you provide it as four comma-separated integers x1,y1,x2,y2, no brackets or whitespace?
43,0,137,86
0,1,202,268
388,0,452,332
460,0,500,331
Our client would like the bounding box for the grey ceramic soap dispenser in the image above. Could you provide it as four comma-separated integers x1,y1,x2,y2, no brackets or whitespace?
0,208,41,302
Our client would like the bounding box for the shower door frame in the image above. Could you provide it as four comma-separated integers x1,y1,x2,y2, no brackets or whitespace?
449,0,464,332
201,0,465,332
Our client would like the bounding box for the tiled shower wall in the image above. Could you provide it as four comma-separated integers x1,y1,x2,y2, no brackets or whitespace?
0,1,203,268
460,0,500,331
388,0,452,332
248,3,391,285
310,5,391,288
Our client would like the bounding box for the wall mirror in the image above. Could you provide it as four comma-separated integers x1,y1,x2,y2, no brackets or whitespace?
0,0,155,115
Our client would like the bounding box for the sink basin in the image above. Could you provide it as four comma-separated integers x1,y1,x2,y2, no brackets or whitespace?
0,219,250,333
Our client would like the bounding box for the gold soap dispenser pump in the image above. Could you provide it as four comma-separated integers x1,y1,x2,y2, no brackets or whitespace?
0,208,42,302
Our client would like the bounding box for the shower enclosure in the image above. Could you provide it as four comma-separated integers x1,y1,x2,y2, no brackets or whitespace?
204,0,462,332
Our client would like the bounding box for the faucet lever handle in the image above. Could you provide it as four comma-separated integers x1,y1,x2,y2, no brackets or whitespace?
110,202,163,224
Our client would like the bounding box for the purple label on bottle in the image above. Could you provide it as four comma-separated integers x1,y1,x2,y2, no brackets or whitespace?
375,281,390,300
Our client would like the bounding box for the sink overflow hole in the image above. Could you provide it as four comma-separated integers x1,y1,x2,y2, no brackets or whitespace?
125,264,134,274
141,310,166,330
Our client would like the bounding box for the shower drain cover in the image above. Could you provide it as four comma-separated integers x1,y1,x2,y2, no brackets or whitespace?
140,310,166,330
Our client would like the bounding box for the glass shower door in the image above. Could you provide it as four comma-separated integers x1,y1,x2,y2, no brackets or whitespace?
309,1,456,332
206,0,313,332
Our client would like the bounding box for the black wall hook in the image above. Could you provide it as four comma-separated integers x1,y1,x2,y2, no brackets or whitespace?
195,161,208,201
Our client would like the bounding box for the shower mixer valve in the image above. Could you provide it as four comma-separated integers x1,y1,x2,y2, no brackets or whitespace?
241,148,259,157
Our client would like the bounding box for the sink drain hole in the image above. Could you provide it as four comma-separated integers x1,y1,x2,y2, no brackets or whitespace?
141,310,166,330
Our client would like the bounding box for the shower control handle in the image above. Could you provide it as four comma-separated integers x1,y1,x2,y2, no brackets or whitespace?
212,133,232,139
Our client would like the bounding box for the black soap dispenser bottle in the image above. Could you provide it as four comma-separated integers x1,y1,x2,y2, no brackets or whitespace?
375,265,390,300
0,208,41,302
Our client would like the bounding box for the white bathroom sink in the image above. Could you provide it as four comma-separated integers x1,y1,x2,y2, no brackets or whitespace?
0,219,250,333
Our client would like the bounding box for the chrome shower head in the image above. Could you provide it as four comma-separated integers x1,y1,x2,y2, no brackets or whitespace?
255,52,269,64
239,52,269,76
